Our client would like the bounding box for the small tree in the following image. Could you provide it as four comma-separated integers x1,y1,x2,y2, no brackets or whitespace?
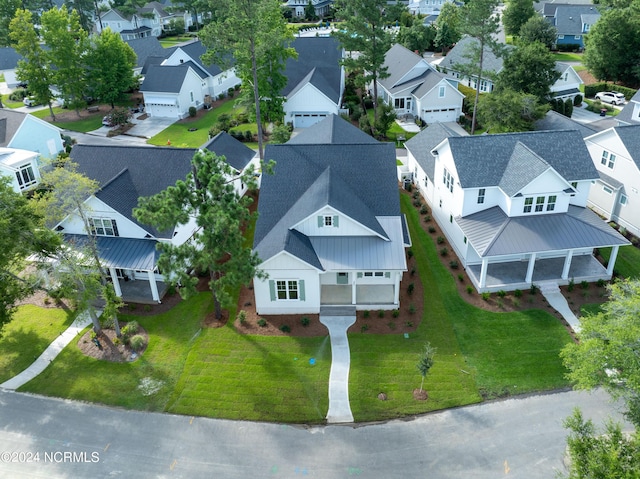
417,342,436,393
518,15,557,50
374,99,397,139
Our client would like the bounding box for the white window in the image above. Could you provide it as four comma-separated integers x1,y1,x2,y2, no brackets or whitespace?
438,86,446,98
603,185,613,195
575,35,581,40
324,215,332,227
601,151,616,169
443,168,454,193
620,194,628,205
15,164,37,190
535,196,545,212
546,195,557,211
523,197,533,213
477,188,485,204
480,80,487,91
89,218,119,236
394,98,405,109
558,34,565,39
276,280,298,300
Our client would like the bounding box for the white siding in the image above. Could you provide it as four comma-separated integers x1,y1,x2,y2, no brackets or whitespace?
294,206,382,237
284,83,339,127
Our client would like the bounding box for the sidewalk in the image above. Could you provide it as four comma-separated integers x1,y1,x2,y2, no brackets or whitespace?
539,282,580,332
0,310,96,390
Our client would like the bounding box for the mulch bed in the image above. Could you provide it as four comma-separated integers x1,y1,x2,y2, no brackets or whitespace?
77,323,149,362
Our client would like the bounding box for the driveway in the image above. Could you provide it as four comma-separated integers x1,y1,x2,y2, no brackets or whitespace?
0,388,631,478
90,115,175,140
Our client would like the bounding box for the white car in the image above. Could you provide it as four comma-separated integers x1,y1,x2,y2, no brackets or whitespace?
23,96,38,107
595,91,626,105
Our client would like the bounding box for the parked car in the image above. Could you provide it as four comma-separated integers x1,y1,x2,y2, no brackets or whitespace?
595,91,626,105
23,96,39,107
102,115,116,127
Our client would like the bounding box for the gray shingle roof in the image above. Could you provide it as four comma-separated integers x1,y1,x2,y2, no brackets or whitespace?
178,41,227,76
446,129,598,190
552,5,600,35
0,47,22,70
201,131,256,171
254,137,398,264
287,114,377,144
140,63,197,92
614,124,640,168
405,123,462,181
282,37,342,102
616,90,640,125
499,142,551,196
0,110,27,148
125,36,170,69
457,205,629,257
534,110,598,138
379,44,425,91
69,145,196,239
439,36,507,76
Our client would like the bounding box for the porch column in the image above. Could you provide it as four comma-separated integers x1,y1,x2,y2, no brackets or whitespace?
109,267,122,297
525,252,537,284
479,257,489,288
394,272,401,305
607,245,620,276
148,270,160,303
561,249,574,280
352,275,357,305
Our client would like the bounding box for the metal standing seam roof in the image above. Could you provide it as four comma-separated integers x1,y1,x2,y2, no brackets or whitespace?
64,234,160,271
456,205,630,258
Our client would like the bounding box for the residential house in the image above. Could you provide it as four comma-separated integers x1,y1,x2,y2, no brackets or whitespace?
98,5,163,40
286,0,333,17
616,90,640,126
584,124,640,237
0,47,23,89
201,131,259,196
282,37,345,128
0,110,64,193
126,36,173,76
379,44,464,124
139,40,240,118
253,115,410,314
408,0,455,16
413,128,628,292
534,110,598,138
550,62,583,101
542,3,600,49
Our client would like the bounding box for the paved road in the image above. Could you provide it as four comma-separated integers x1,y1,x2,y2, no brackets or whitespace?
0,389,630,478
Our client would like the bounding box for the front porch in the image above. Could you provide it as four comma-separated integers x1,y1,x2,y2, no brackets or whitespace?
116,278,169,305
321,285,397,310
466,254,610,293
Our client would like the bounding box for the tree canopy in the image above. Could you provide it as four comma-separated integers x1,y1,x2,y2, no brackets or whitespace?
396,16,436,53
434,2,462,55
476,88,548,133
134,150,264,320
502,0,535,36
518,14,558,50
562,278,640,429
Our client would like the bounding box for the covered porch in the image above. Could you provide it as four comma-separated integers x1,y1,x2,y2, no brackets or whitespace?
116,278,169,305
320,284,398,310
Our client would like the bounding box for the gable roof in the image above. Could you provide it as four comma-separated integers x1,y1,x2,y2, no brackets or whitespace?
551,4,600,35
287,114,378,144
201,131,256,171
282,37,343,103
379,44,427,90
613,124,640,168
0,47,22,70
125,36,171,69
445,129,598,190
405,123,462,181
0,110,26,148
140,63,203,92
176,41,226,76
616,89,640,125
534,110,598,138
439,36,506,76
69,145,196,239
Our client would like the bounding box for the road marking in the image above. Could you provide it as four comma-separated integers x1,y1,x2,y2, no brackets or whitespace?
190,416,194,425
504,459,510,474
170,459,177,470
104,443,110,452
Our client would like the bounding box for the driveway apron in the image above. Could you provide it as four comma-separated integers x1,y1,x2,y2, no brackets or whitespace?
320,306,357,423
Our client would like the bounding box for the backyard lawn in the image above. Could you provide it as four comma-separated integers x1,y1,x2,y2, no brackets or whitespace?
599,244,640,280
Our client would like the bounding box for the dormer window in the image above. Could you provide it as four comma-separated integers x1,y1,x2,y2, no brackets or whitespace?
318,215,339,228
89,218,119,237
547,195,557,211
324,215,333,227
477,188,485,204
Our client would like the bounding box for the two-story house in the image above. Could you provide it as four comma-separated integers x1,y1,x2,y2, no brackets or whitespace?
408,0,456,16
585,124,640,237
616,90,640,126
379,44,464,124
542,3,600,50
98,4,163,40
253,115,410,314
286,0,333,17
410,127,628,292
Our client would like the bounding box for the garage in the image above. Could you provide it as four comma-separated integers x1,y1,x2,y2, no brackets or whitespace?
143,97,180,119
293,113,327,128
421,107,459,124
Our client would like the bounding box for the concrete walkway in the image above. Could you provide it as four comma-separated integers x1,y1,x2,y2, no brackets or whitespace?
539,282,580,332
0,310,95,390
319,307,357,423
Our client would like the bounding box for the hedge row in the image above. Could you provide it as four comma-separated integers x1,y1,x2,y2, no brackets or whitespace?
584,82,638,100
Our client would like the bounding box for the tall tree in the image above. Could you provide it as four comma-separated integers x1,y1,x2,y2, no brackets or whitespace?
134,150,265,320
458,0,502,134
333,0,392,127
86,27,137,108
476,88,548,132
502,0,535,36
518,14,557,50
396,16,436,53
434,2,462,55
40,7,89,115
561,278,640,429
0,0,21,46
9,9,57,120
583,3,640,86
495,41,561,101
200,0,295,160
0,177,60,329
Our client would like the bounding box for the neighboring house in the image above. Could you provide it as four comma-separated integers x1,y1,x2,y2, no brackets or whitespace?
439,37,583,101
286,0,333,17
616,90,640,126
534,110,598,138
282,37,345,128
378,44,464,124
408,0,455,16
139,40,240,118
202,131,259,196
253,115,410,315
0,110,64,193
542,3,600,49
98,6,163,40
126,36,173,76
413,128,628,292
0,47,23,89
584,124,640,237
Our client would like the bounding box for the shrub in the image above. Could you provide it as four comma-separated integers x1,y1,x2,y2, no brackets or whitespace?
257,318,267,327
420,205,429,215
458,273,464,282
580,280,589,290
387,321,396,330
428,225,436,233
392,309,400,318
237,310,247,324
596,279,606,288
405,321,413,327
9,88,28,101
301,316,310,327
407,248,414,258
573,94,582,106
208,126,221,138
440,247,448,256
122,321,139,339
129,334,146,352
407,283,415,295
497,290,506,298
449,260,459,269
363,310,370,318
466,285,474,294
408,304,416,314
424,214,432,222
361,324,369,333
529,284,538,295
568,278,575,292
412,190,420,199
437,236,445,244
481,292,491,301
188,106,197,117
279,324,291,333
514,289,522,298
511,298,520,308
378,309,385,318
413,199,422,208
410,267,416,276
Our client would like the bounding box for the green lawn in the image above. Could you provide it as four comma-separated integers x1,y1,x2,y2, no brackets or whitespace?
2,94,25,109
552,52,584,62
0,305,76,383
159,35,197,48
599,245,640,279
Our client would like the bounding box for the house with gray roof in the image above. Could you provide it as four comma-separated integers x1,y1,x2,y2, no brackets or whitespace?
408,0,456,16
584,124,640,237
282,37,345,128
379,44,464,125
0,47,23,88
542,3,601,49
125,36,172,75
139,40,240,118
616,90,640,127
202,131,259,195
425,129,628,292
252,115,410,314
286,0,333,17
534,110,598,138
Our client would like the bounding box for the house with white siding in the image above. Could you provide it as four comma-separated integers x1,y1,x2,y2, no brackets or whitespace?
253,115,410,314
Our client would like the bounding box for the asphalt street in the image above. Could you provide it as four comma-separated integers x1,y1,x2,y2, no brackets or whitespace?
0,388,631,478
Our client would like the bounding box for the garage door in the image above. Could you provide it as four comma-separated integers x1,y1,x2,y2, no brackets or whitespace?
422,107,458,124
293,113,327,128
